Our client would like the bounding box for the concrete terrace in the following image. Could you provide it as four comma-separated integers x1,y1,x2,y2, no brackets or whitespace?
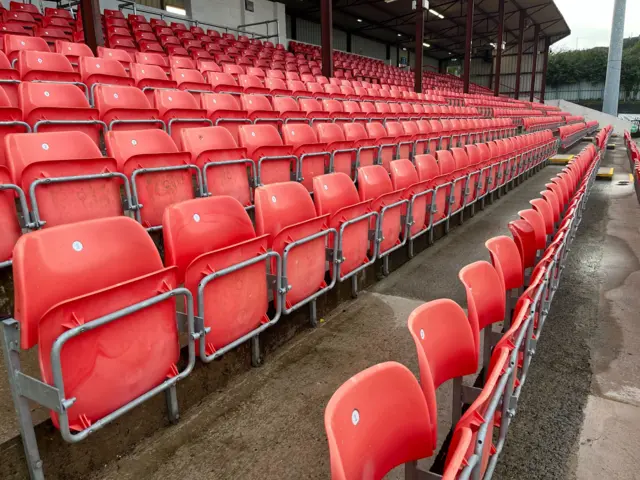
1,135,639,480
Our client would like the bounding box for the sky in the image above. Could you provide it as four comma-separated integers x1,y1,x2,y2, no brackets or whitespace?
553,0,640,51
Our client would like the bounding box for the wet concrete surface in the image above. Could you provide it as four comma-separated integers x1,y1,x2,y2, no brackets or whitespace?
495,136,640,480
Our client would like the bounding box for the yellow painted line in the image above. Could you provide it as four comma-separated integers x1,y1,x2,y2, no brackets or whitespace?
630,173,635,182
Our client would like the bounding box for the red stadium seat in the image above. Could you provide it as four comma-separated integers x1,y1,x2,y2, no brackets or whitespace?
153,88,212,145
238,124,296,185
94,84,162,131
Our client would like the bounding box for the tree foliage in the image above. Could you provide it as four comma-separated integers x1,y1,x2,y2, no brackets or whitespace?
547,36,640,97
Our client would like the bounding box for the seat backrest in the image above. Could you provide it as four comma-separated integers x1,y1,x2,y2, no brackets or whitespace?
105,128,178,170
435,150,456,175
450,147,470,170
282,123,318,148
154,88,200,115
241,93,272,113
272,95,299,113
357,165,392,201
169,56,196,69
485,236,524,292
508,219,537,270
80,56,130,84
4,34,49,62
530,198,554,235
414,154,440,182
97,46,133,66
519,209,546,251
325,362,434,480
314,122,346,144
407,299,477,446
389,159,418,190
13,216,163,349
342,122,367,142
163,196,256,282
365,121,388,139
131,63,170,83
55,40,94,61
298,97,323,114
237,124,283,157
254,181,316,238
6,130,103,184
459,261,506,351
312,172,360,216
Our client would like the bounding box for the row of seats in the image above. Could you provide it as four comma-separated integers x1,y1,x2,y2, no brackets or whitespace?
523,115,567,132
1,114,563,480
324,136,607,479
558,121,599,149
623,130,640,203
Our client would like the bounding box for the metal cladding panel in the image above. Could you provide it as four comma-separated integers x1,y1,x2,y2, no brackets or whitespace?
352,35,386,60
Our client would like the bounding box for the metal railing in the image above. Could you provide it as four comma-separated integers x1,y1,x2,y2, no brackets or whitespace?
117,0,279,41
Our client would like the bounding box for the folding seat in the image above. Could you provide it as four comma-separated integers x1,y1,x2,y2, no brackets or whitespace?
96,46,133,72
4,33,48,64
238,124,296,185
365,122,396,171
271,95,307,123
20,82,103,145
170,67,212,103
162,195,277,361
312,172,375,285
197,58,221,80
3,11,38,31
208,71,242,94
16,50,79,84
106,128,199,229
298,97,332,124
254,181,334,316
8,213,194,459
10,2,41,19
264,76,290,96
327,361,449,480
530,197,555,237
285,79,308,97
94,84,163,131
6,130,131,228
44,8,73,20
385,121,415,160
180,126,253,206
342,122,379,172
154,88,212,145
171,22,187,33
106,26,133,43
282,123,332,191
238,73,270,95
135,51,170,72
104,8,125,19
105,16,127,29
508,219,538,275
55,40,93,72
241,93,281,129
201,92,250,143
407,299,479,450
357,164,407,266
0,164,24,267
169,55,196,70
519,208,547,262
130,63,177,105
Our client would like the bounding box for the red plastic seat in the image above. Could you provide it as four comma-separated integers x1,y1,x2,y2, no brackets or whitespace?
508,219,538,272
3,11,38,31
180,126,252,206
130,63,177,104
357,164,405,256
389,159,432,239
519,208,547,254
162,196,271,357
106,129,197,229
4,33,48,64
16,50,79,82
313,172,373,281
54,40,93,71
6,130,126,228
208,71,242,94
254,181,330,310
407,299,478,446
45,8,74,20
154,88,211,145
485,235,525,293
201,92,249,143
314,122,357,179
325,362,434,480
0,165,22,266
12,216,183,431
97,46,133,70
20,82,102,145
282,123,329,191
79,56,134,94
343,123,378,169
238,124,295,185
94,84,162,131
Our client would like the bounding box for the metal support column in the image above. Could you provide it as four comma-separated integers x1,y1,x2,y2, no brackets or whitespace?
320,0,333,78
514,10,525,99
463,0,474,93
603,0,627,116
540,36,550,103
415,5,425,93
494,0,505,96
81,0,104,54
530,24,540,102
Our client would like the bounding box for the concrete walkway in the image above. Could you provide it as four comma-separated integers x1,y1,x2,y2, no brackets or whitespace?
495,135,640,480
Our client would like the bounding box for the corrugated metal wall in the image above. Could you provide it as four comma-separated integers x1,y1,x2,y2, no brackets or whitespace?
295,17,321,45
468,38,546,98
351,35,386,60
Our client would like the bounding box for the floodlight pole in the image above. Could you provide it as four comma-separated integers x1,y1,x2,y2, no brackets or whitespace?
320,0,333,78
415,3,425,93
494,0,505,96
603,0,626,116
463,0,474,93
